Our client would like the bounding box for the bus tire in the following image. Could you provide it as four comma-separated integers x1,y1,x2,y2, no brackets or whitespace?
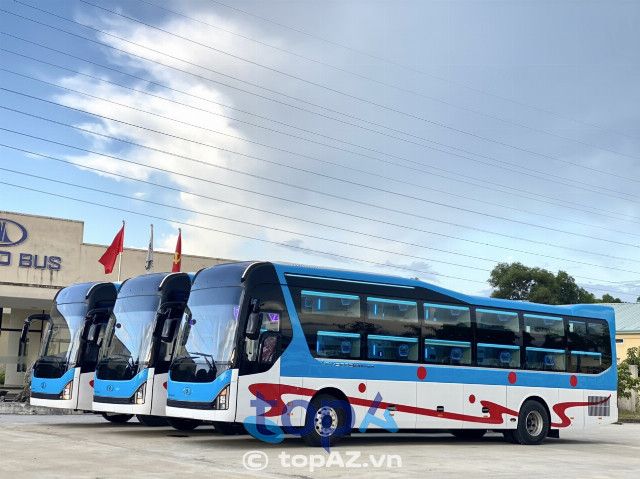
136,414,169,427
167,417,202,431
451,429,486,440
301,393,350,447
101,413,133,424
512,400,550,445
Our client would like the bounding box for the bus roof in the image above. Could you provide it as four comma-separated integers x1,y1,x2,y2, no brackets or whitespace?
270,262,615,324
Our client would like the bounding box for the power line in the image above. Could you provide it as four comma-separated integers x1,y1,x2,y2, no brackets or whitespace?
75,0,640,183
2,111,640,267
0,179,483,285
137,0,640,162
5,67,640,239
4,142,637,282
4,4,639,199
3,93,639,252
207,0,640,144
6,136,640,278
0,165,492,273
0,177,633,299
2,45,637,225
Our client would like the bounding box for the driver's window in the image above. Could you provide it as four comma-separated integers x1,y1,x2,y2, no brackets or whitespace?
245,313,281,362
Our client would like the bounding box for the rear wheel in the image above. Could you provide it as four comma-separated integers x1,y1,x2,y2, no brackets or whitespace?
167,418,203,431
301,393,351,447
101,413,133,424
451,429,486,440
511,400,550,445
136,414,169,427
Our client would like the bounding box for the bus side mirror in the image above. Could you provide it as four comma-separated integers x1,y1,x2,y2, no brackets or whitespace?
160,318,180,342
245,312,263,340
20,313,50,344
86,324,101,343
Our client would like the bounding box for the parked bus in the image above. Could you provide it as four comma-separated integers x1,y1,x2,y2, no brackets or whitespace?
92,272,199,430
21,282,129,422
165,262,617,446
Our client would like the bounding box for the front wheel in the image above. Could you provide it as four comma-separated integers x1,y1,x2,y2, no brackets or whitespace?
101,413,133,424
301,393,351,447
451,429,486,440
136,414,169,427
167,417,203,431
512,400,550,445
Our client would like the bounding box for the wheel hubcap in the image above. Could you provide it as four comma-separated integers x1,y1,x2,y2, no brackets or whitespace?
314,406,338,437
525,410,544,437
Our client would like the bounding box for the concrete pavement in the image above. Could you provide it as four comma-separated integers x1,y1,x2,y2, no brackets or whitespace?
0,415,638,478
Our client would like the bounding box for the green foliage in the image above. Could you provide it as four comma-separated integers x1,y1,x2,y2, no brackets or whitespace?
488,262,624,305
618,347,640,400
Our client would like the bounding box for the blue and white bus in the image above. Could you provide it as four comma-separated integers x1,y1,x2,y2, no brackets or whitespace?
166,262,617,446
22,282,127,422
92,272,198,429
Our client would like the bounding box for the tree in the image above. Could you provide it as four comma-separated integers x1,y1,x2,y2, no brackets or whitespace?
637,296,640,303
618,347,640,401
488,262,620,305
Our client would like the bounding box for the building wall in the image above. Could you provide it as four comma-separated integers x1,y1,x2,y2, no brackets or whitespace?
0,210,232,388
617,333,640,362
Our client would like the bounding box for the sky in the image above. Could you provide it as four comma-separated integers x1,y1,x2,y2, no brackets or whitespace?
1,0,639,301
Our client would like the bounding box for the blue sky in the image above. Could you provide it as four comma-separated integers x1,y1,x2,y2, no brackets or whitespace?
1,0,639,300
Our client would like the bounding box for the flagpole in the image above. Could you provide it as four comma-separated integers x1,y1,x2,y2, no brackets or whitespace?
117,220,124,281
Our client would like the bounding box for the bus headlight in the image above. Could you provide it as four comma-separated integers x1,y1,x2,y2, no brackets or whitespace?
134,384,146,405
60,381,73,400
215,386,229,410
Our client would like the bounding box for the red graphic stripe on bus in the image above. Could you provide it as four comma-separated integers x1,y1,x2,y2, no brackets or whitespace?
248,383,610,428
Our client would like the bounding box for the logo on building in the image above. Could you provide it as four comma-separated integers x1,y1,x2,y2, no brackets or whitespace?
0,219,28,247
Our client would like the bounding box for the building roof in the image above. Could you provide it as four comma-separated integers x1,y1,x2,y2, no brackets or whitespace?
601,303,640,332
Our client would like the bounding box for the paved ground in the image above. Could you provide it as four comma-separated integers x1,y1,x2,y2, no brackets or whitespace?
0,415,638,478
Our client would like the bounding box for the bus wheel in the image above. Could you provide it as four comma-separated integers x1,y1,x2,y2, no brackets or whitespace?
167,418,203,431
101,413,133,424
451,429,486,440
302,393,350,447
512,400,550,445
136,414,169,427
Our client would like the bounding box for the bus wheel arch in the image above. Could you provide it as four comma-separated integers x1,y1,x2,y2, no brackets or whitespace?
301,388,353,447
511,397,551,445
519,395,551,423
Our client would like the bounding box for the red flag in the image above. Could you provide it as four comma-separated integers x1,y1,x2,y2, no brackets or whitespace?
172,229,182,272
98,224,124,274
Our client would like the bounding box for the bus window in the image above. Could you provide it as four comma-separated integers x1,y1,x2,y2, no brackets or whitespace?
476,309,520,368
366,298,419,362
296,290,362,359
568,319,612,374
523,314,565,372
423,304,471,366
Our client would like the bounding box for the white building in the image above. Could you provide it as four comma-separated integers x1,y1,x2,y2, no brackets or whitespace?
0,210,230,389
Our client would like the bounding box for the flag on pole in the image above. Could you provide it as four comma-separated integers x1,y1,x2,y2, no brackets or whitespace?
172,228,182,272
145,224,154,271
99,222,124,274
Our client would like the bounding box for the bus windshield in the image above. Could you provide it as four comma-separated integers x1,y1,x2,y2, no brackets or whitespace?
96,295,160,380
171,286,241,383
38,302,87,371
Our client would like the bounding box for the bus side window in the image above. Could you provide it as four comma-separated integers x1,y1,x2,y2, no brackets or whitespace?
523,314,565,372
423,304,471,366
475,309,521,369
568,319,611,374
243,284,292,369
366,297,419,362
296,289,362,359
